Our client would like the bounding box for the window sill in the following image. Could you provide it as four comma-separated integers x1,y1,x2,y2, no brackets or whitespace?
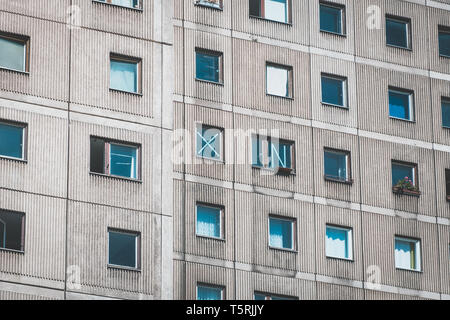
89,172,142,184
269,246,297,254
439,54,450,59
107,264,141,272
249,15,292,26
386,44,412,52
195,78,224,86
109,88,143,96
252,166,296,176
392,187,421,197
266,93,294,101
196,234,226,242
0,66,29,75
92,1,143,12
0,248,25,254
326,255,354,262
196,155,225,164
389,116,415,123
324,176,353,185
395,267,422,274
321,102,348,110
0,155,27,164
194,3,223,11
319,29,347,38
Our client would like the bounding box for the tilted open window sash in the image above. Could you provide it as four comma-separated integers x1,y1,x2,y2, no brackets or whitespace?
252,135,295,174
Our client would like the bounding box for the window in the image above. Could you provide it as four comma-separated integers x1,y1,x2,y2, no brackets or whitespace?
268,216,295,251
249,0,291,24
252,135,295,174
96,0,142,9
108,229,140,269
386,15,411,49
266,63,293,98
326,225,353,260
438,26,450,58
319,2,345,35
195,49,223,84
197,284,224,300
392,161,417,189
254,292,297,300
90,137,140,180
0,121,26,160
110,54,141,94
196,204,224,240
195,0,222,9
395,236,421,271
445,169,450,201
324,148,351,183
0,33,29,73
442,97,450,128
196,124,223,161
321,74,347,108
0,210,25,252
389,87,414,121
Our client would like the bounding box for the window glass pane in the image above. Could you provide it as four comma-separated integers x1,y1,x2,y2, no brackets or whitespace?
395,238,417,270
266,65,289,97
320,4,342,34
196,52,220,83
322,76,344,106
110,144,137,179
442,99,450,128
446,169,450,197
389,90,411,120
269,141,292,169
254,293,266,300
196,205,221,238
326,226,350,259
269,218,293,249
0,37,25,72
265,0,287,23
196,126,221,160
0,210,24,251
109,231,137,268
386,18,408,48
324,150,347,180
90,137,105,174
392,163,414,186
439,30,450,57
0,123,23,159
252,136,263,167
110,59,138,93
197,286,222,300
249,0,261,16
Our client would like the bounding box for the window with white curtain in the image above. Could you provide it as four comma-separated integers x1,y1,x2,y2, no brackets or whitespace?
249,0,291,24
266,63,292,98
269,216,295,250
110,54,141,94
326,225,353,260
395,236,421,271
96,0,141,9
0,33,29,72
197,284,224,300
196,204,223,239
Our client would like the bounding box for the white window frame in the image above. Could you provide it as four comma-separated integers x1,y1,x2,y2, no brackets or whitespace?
109,53,142,94
196,283,225,300
386,15,412,50
0,120,27,161
319,1,346,36
266,62,293,98
0,32,29,73
324,148,351,183
394,236,421,272
392,161,417,188
388,87,415,122
107,228,141,270
268,215,296,251
195,203,225,240
325,224,353,261
252,134,295,173
195,123,224,162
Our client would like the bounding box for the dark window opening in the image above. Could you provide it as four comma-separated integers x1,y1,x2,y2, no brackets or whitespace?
0,209,25,252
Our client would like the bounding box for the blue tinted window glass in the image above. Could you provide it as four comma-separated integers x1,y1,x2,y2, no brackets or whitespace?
324,150,347,181
0,123,23,159
254,293,266,300
320,4,342,34
269,218,293,250
196,126,221,160
101,0,139,8
326,226,350,259
389,90,411,120
322,76,344,106
110,59,138,93
197,286,222,300
0,37,25,71
442,99,450,128
392,163,414,186
439,30,450,57
196,205,221,238
269,141,292,169
108,231,137,268
386,18,409,48
252,137,263,167
196,52,220,83
110,144,137,179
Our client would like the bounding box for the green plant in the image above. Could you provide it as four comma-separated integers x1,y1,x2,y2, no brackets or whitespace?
393,176,419,192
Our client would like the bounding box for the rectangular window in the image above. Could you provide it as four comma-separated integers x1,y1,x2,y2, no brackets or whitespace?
196,204,224,240
0,33,29,72
195,49,223,84
197,284,224,300
319,2,345,35
249,0,291,24
395,236,421,271
392,161,417,188
324,148,351,183
0,121,26,160
326,225,353,260
445,169,450,201
389,87,414,121
0,209,25,252
254,292,297,300
96,0,141,9
195,0,222,9
321,74,347,108
442,97,450,128
266,63,292,98
268,216,295,251
386,15,411,49
110,54,141,94
108,229,140,269
90,137,140,180
252,135,295,174
438,26,450,58
196,124,223,161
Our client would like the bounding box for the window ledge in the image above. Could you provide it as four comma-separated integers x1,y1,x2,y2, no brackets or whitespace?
0,156,27,164
109,88,143,96
107,264,141,272
0,248,25,254
249,15,292,26
392,187,421,197
389,116,415,123
196,155,225,164
92,1,143,12
195,78,224,86
319,29,347,38
252,166,296,176
266,93,294,101
395,267,422,273
0,66,29,75
194,3,223,11
195,235,226,242
321,102,348,110
324,176,353,185
89,172,142,184
439,54,450,59
326,255,354,262
269,246,297,254
386,44,413,52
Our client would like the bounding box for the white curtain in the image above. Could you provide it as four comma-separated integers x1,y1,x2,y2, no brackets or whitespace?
326,227,348,259
110,60,137,93
395,239,415,270
265,0,287,23
267,65,288,97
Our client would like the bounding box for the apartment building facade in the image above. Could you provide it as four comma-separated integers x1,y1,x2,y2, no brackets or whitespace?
0,0,449,300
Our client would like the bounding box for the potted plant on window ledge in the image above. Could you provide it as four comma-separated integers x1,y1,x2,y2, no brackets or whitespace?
392,177,421,197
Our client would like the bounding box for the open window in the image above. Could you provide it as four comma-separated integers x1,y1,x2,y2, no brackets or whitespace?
395,236,421,272
0,32,30,73
0,209,25,252
392,161,420,196
324,148,352,183
252,135,295,175
249,0,292,24
321,73,348,108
